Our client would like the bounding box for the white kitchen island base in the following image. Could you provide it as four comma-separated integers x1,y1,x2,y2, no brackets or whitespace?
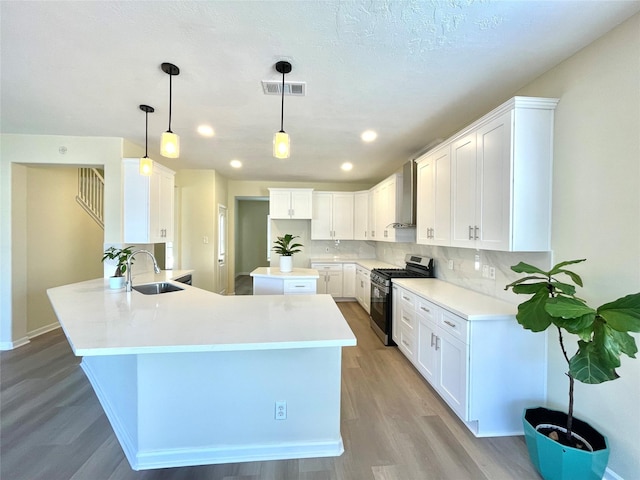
82,346,344,470
47,274,355,471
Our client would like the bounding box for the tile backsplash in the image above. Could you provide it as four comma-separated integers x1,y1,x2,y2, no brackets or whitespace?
375,242,552,304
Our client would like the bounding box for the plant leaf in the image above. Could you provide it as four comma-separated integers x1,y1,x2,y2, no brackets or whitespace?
597,292,640,332
548,259,586,275
569,339,619,384
510,283,548,294
515,289,553,332
546,296,595,319
510,262,548,275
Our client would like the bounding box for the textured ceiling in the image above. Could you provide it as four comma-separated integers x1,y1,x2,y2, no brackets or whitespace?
2,1,639,183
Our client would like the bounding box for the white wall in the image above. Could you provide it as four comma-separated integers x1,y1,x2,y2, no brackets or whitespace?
26,166,104,335
517,13,640,479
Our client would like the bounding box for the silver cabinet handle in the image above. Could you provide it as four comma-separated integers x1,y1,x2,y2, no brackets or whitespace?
435,336,441,350
444,320,457,328
468,225,473,240
430,332,435,347
420,306,430,313
474,225,479,240
402,339,410,347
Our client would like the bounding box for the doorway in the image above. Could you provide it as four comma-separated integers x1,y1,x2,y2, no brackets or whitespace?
234,197,269,295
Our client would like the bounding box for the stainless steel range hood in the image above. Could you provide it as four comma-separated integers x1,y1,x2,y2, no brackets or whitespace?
391,160,417,228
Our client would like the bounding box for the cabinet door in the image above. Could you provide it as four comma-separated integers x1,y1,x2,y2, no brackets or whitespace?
353,191,369,240
369,187,379,239
476,111,512,251
326,271,343,297
391,286,400,345
342,263,356,297
451,133,477,248
311,193,333,239
332,193,354,240
290,190,312,219
432,149,451,246
379,178,395,241
417,314,439,386
355,269,365,308
363,274,371,314
269,190,293,219
416,156,435,244
437,329,468,420
155,168,174,242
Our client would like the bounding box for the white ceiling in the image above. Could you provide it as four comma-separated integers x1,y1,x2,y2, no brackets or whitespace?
2,1,639,184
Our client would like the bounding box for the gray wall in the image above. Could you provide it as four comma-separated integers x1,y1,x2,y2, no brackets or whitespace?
235,199,269,275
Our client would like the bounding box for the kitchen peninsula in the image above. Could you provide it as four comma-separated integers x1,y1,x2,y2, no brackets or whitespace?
250,267,319,295
47,273,356,471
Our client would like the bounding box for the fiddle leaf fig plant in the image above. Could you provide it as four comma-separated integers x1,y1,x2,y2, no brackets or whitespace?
272,234,303,256
101,246,134,277
505,258,640,443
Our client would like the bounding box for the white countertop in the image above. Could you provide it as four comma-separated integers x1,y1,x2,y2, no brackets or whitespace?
392,278,517,321
250,267,319,279
47,272,356,357
309,258,397,270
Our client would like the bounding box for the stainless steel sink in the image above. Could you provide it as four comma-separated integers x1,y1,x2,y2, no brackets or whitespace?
132,282,184,295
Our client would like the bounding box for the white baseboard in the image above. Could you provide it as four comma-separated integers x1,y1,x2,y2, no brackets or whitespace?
28,322,61,339
0,335,30,351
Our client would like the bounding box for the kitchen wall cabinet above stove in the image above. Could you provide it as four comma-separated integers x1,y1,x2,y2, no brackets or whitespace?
311,192,354,240
123,159,175,243
419,96,557,251
268,188,313,219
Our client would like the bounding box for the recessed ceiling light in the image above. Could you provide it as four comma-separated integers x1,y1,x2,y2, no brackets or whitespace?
361,130,377,142
230,159,242,168
197,125,215,137
341,162,353,171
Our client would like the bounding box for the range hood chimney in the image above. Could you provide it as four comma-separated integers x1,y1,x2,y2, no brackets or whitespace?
391,160,417,228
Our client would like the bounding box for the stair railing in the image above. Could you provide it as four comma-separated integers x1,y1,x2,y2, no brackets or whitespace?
75,167,104,229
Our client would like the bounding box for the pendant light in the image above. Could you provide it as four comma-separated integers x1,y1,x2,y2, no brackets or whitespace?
160,62,180,158
273,61,292,159
139,105,154,176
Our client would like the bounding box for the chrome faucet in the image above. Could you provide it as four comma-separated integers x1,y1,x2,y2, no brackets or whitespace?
126,249,161,292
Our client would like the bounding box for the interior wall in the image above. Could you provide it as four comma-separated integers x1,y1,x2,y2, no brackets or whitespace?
235,200,269,275
26,167,104,335
516,13,640,479
175,170,217,292
1,134,123,350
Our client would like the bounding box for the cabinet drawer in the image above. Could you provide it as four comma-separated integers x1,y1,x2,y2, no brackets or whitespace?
397,289,416,309
416,298,437,322
398,305,416,330
398,324,415,359
283,279,316,294
439,310,468,343
312,263,343,272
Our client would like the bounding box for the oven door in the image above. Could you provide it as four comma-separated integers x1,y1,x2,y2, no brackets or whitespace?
370,280,389,339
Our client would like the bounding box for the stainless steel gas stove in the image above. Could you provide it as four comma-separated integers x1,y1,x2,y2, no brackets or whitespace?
370,254,435,345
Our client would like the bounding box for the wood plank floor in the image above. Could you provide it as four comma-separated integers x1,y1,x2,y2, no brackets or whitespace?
0,301,540,480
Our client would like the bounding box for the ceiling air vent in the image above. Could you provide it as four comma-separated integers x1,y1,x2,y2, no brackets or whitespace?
262,81,306,96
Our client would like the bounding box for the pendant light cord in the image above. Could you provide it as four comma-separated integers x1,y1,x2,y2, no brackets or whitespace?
280,69,285,132
168,74,173,133
144,110,149,157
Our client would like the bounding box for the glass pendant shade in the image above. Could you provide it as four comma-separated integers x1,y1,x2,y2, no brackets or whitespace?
161,131,180,158
273,131,290,159
139,157,153,176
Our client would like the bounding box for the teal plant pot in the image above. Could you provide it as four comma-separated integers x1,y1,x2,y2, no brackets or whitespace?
523,407,609,480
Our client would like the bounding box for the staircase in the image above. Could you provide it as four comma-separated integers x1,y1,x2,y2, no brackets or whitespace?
75,167,104,229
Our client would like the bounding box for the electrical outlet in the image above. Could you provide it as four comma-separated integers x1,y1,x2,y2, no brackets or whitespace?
489,267,496,280
275,401,287,420
325,247,330,253
482,265,489,278
474,254,481,271
448,259,454,270
203,236,209,244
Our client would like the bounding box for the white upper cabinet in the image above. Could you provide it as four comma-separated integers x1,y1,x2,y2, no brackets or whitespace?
445,96,558,251
353,191,369,240
123,159,175,244
311,192,354,240
268,188,313,219
416,146,451,246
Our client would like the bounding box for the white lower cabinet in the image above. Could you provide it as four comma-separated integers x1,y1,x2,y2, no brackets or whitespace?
342,263,356,298
394,283,546,437
355,266,371,313
312,264,343,297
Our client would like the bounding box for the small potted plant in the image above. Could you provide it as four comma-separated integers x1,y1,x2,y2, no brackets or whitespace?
102,246,134,289
272,234,303,273
505,259,640,480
